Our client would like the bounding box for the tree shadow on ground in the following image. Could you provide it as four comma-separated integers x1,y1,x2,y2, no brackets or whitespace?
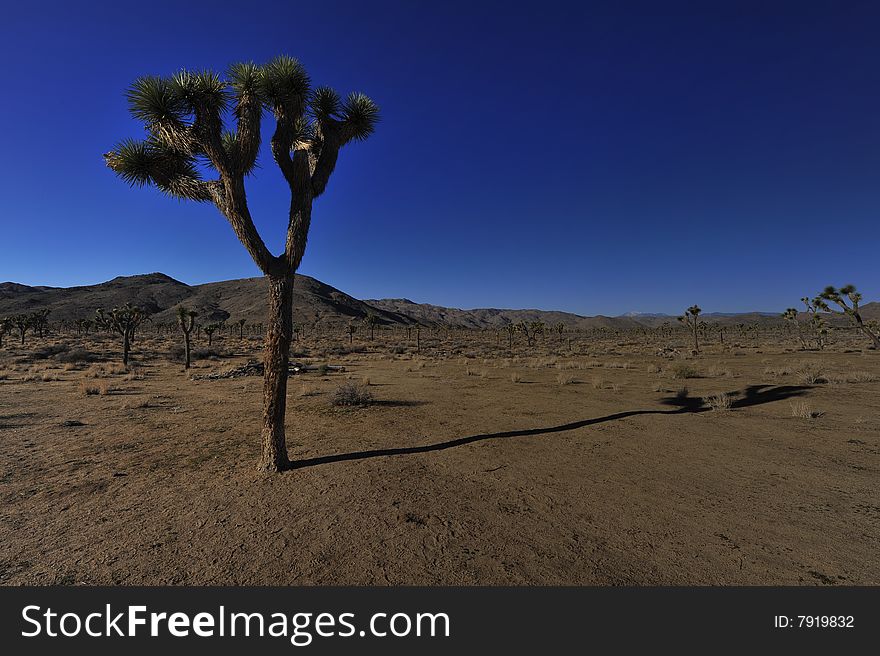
285,385,810,471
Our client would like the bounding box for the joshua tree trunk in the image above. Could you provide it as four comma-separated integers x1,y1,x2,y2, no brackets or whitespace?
122,332,130,366
693,325,699,352
260,274,294,472
184,335,192,369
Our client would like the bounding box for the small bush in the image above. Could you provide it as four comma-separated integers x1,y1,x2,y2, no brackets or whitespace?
794,362,825,385
330,382,373,407
671,363,700,379
703,392,732,411
556,374,576,385
790,400,823,419
54,347,95,364
510,372,523,383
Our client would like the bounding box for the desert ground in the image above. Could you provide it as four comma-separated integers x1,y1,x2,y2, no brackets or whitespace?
0,326,878,585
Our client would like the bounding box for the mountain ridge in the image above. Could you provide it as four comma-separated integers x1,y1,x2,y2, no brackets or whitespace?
1,273,877,329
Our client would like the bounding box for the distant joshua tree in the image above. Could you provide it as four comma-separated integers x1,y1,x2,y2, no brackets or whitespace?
177,307,197,369
346,322,358,344
75,318,94,336
95,304,147,366
31,309,50,338
204,323,217,346
0,318,11,348
677,305,702,353
502,324,512,348
781,308,808,350
815,285,879,349
236,318,247,339
364,312,379,340
12,314,30,346
105,56,378,472
515,320,545,347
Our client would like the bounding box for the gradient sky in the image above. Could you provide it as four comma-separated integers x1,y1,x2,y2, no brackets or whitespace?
1,1,878,315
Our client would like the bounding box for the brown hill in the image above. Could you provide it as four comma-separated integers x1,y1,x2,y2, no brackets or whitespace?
0,273,407,328
365,298,645,330
1,273,874,331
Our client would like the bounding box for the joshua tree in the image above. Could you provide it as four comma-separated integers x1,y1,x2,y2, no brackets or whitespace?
204,323,217,346
815,285,879,349
95,304,146,366
236,318,247,339
30,309,50,338
415,324,421,354
364,312,379,340
12,314,30,346
105,56,378,472
0,318,11,348
346,322,358,344
677,304,702,353
781,308,808,350
504,323,517,349
177,307,197,369
515,320,544,347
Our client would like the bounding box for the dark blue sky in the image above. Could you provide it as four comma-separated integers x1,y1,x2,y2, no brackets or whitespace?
1,1,878,315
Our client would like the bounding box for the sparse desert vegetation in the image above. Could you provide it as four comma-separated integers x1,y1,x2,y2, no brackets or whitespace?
1,312,877,585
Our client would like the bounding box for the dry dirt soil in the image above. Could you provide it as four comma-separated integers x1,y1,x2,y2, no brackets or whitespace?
1,329,878,585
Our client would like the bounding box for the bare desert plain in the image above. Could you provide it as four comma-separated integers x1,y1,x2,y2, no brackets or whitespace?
1,322,878,586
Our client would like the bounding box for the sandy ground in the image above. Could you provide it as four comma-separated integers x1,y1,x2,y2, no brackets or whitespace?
0,329,878,585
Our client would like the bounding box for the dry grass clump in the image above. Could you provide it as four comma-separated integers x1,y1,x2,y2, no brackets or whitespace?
84,363,127,378
556,373,576,386
826,371,877,384
124,367,145,381
794,362,826,385
671,363,700,379
330,382,373,407
297,383,321,398
121,397,152,409
555,361,579,370
703,392,732,411
789,400,824,419
80,380,115,396
646,363,661,374
705,365,732,378
510,372,523,383
764,365,791,378
591,377,608,389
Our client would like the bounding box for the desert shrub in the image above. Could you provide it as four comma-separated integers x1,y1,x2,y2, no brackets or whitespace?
790,400,823,419
124,367,145,381
27,343,71,360
703,392,732,411
591,377,607,389
80,379,114,396
54,347,95,364
389,345,406,354
556,374,576,385
794,361,826,385
510,372,523,383
826,371,877,384
646,363,661,374
168,344,185,361
764,365,791,378
671,363,700,379
330,382,373,407
193,348,222,360
316,364,331,376
705,365,732,378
